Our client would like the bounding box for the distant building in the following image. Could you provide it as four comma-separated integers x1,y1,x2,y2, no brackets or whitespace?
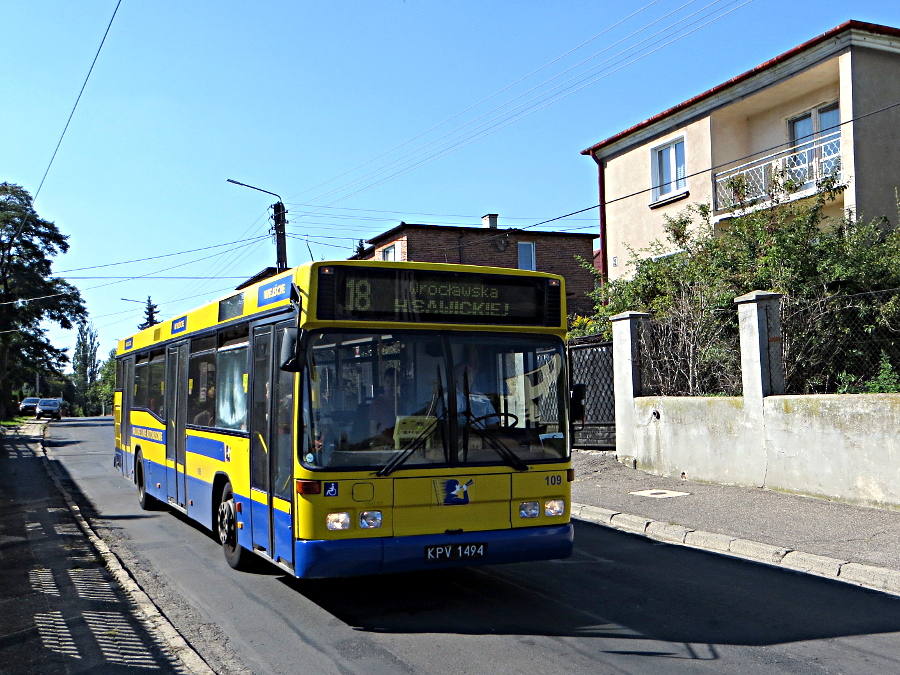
582,20,900,280
349,214,597,315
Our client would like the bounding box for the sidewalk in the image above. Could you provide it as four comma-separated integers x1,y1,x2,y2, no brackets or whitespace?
571,449,900,596
0,422,209,675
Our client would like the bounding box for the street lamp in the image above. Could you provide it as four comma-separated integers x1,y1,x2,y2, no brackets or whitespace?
227,179,288,272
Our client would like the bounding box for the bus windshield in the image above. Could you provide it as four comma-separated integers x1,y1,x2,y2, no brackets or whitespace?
301,330,568,470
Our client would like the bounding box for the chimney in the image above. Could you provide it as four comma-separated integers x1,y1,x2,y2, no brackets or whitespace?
481,213,498,229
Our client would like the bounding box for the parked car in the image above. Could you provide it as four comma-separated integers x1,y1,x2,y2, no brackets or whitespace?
35,398,62,420
19,397,40,415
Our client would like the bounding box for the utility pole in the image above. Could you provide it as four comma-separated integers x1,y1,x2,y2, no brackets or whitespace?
226,179,288,271
273,201,288,272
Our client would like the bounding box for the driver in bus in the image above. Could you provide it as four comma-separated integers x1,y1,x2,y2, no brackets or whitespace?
454,358,497,425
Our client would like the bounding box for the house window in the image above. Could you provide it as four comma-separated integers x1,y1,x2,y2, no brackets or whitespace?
652,138,686,201
518,242,536,271
788,102,840,186
789,102,840,146
381,245,396,261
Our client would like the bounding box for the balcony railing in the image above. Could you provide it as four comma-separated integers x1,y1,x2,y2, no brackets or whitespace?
714,131,841,211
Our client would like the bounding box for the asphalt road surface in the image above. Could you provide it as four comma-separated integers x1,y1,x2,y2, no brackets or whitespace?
45,418,900,675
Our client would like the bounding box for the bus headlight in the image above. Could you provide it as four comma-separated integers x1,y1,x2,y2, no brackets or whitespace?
544,499,565,517
326,512,351,530
359,511,383,528
519,501,540,518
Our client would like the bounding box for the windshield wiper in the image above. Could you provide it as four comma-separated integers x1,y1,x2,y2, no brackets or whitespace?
459,368,528,472
377,368,445,477
463,415,529,472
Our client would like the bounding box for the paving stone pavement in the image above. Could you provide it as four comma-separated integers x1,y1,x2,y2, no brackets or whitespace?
0,422,201,675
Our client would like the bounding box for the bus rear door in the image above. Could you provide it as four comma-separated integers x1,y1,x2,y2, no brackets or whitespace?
165,342,189,509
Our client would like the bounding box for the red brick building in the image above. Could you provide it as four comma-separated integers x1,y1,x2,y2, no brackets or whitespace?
349,215,597,316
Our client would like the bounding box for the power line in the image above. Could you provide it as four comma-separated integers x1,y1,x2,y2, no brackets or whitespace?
284,0,670,206
3,238,262,306
293,0,752,214
56,235,269,273
35,0,122,201
62,276,248,280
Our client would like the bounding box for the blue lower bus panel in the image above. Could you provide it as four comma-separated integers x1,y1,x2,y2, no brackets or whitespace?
293,524,573,578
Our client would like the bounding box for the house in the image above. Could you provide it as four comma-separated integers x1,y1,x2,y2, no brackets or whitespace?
349,215,597,315
582,20,900,280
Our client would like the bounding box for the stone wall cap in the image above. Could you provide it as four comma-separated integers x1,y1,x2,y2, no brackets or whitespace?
610,311,651,322
734,290,783,304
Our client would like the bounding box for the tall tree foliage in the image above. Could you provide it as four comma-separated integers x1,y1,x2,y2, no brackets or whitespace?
95,348,117,415
72,321,101,415
571,178,900,394
0,183,85,417
138,296,159,330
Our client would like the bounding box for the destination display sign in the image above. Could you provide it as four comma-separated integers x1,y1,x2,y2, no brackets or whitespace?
316,266,560,326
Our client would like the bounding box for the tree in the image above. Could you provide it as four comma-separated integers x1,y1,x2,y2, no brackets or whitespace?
0,182,85,418
72,321,101,415
138,296,160,330
572,176,900,394
94,348,117,415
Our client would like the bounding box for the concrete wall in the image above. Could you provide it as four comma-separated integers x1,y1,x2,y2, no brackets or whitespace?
764,394,900,508
613,294,900,510
630,396,763,485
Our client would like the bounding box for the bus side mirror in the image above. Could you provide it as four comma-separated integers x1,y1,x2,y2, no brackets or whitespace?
570,383,586,423
279,327,300,371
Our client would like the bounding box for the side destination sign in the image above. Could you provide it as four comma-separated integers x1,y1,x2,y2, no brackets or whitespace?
172,316,188,334
132,425,166,445
258,275,291,307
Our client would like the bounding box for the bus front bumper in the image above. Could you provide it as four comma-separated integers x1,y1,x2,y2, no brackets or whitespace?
293,523,573,578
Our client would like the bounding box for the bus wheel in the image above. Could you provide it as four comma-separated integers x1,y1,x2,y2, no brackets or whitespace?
217,481,249,570
136,454,157,511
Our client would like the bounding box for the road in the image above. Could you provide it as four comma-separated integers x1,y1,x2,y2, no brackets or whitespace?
45,418,900,675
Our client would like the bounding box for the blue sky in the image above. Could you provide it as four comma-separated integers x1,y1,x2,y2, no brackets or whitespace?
3,0,900,364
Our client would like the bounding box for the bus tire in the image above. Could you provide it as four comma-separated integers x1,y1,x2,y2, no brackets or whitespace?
217,481,249,570
136,453,158,511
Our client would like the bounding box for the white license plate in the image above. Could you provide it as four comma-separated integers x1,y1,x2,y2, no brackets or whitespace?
425,543,487,561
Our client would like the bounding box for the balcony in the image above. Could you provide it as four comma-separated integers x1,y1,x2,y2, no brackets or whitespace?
713,131,841,212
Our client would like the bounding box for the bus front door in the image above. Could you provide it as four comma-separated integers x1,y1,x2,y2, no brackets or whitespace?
250,322,295,569
165,342,189,509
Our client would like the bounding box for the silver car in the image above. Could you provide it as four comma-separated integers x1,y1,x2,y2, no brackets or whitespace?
35,398,62,420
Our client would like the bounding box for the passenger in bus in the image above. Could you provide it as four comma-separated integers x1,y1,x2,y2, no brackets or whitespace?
370,366,400,442
192,385,215,426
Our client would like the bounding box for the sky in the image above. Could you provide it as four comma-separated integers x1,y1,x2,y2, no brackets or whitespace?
3,0,900,366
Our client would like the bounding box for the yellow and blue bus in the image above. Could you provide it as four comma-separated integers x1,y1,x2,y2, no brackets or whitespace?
113,260,575,577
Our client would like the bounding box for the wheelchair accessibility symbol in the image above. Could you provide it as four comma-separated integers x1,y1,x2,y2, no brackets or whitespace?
324,482,339,497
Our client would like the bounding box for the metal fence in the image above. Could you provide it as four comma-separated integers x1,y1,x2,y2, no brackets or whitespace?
567,335,615,448
783,289,900,394
636,310,742,397
713,130,841,211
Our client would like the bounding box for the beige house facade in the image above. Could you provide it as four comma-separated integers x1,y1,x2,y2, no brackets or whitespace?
582,21,900,280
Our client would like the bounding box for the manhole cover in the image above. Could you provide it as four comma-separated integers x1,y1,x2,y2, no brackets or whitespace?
629,489,690,499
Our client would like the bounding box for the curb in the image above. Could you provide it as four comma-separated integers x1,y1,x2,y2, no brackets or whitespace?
29,422,216,675
572,502,900,597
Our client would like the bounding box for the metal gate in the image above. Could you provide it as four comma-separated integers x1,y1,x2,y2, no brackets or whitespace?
568,336,615,449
